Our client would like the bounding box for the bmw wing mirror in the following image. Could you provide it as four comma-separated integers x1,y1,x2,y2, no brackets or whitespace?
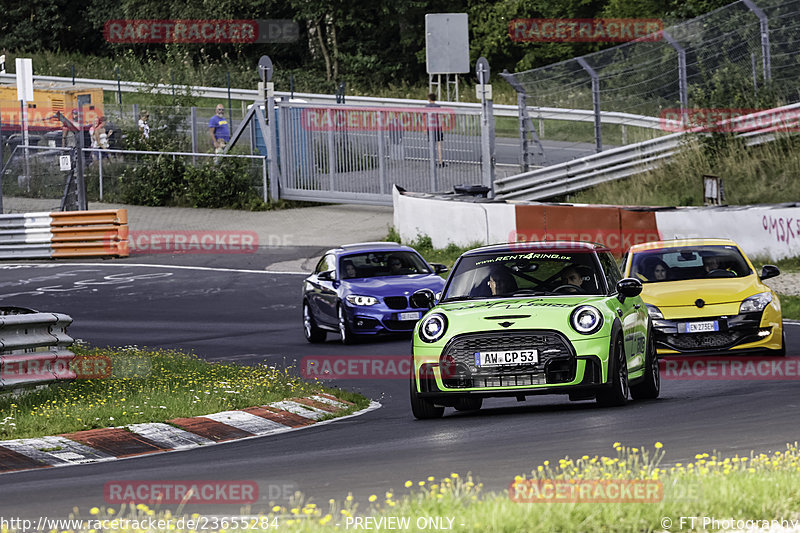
431,263,449,274
760,264,780,280
317,270,334,281
616,278,643,303
410,289,435,310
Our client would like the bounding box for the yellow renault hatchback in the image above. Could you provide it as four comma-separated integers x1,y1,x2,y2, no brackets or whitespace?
622,239,784,356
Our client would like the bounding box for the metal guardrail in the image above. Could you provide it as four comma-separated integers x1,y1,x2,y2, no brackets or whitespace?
0,307,75,389
0,73,662,129
495,103,800,201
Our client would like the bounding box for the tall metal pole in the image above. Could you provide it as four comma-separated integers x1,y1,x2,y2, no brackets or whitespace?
76,105,87,210
577,58,602,153
743,0,771,82
661,31,689,127
477,57,495,197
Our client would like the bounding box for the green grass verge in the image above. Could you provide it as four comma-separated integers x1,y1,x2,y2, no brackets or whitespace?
777,294,800,321
0,345,368,440
568,134,800,206
41,442,800,532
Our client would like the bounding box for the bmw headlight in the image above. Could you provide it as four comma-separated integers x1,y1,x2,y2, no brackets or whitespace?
740,292,772,313
646,304,664,319
419,313,448,343
570,305,603,335
346,295,378,306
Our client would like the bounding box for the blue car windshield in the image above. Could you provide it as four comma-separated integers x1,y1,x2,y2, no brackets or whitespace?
340,251,431,279
443,250,605,300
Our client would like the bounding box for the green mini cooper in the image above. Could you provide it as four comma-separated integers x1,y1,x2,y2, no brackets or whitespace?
409,242,658,419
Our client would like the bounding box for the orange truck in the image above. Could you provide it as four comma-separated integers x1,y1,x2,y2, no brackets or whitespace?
0,83,104,141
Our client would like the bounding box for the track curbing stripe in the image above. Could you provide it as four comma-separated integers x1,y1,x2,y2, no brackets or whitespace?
0,395,375,475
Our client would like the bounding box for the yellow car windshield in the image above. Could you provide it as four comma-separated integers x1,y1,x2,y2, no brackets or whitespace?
631,245,751,282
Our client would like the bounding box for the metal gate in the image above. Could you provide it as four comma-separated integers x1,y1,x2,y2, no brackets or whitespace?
275,102,486,205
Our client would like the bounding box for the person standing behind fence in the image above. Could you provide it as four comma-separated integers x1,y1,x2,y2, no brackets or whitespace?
426,93,445,167
208,104,230,154
92,116,113,161
138,111,150,140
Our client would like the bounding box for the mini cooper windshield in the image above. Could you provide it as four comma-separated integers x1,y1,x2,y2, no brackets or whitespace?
442,250,607,300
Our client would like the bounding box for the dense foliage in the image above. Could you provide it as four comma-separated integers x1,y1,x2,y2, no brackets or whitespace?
0,0,733,92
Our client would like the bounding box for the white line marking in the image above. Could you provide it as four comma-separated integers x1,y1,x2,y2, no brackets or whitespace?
0,262,307,275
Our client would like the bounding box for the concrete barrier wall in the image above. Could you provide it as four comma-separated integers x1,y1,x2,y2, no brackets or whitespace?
394,188,800,260
392,187,515,248
656,207,800,260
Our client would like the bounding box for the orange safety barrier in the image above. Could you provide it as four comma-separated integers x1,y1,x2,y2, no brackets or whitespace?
514,204,662,255
0,209,129,260
48,210,129,258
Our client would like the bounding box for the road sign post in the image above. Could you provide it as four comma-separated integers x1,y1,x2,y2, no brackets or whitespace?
476,57,496,197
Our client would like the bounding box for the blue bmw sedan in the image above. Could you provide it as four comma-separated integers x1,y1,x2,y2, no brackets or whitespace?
302,242,448,344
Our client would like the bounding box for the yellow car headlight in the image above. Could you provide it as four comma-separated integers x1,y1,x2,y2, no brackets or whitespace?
739,292,772,313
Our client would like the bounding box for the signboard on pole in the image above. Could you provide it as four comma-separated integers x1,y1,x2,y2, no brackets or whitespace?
425,14,469,74
16,58,34,102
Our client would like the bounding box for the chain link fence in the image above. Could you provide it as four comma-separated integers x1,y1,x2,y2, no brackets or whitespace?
504,0,800,159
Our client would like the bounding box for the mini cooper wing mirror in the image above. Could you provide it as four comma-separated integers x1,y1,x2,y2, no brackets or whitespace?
317,270,334,281
410,288,436,309
760,264,780,280
616,278,643,302
431,263,449,274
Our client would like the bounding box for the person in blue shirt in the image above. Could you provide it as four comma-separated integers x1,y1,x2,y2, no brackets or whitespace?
208,105,230,153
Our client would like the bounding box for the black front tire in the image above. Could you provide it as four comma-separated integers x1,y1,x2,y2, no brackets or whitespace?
303,301,326,343
631,326,660,400
596,336,629,407
410,374,444,419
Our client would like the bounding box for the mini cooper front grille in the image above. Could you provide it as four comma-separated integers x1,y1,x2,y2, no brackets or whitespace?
384,296,409,310
440,330,575,388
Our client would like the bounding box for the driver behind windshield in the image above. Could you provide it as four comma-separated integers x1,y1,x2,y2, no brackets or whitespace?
703,254,737,276
488,267,516,296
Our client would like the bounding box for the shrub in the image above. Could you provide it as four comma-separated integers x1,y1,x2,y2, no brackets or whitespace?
119,155,187,206
184,158,261,209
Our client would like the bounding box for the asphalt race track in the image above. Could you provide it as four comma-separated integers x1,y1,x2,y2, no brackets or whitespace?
0,258,798,518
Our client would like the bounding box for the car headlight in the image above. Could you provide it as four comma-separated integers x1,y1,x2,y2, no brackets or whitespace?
740,292,772,313
419,313,448,343
570,305,603,335
646,304,664,319
346,295,378,306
